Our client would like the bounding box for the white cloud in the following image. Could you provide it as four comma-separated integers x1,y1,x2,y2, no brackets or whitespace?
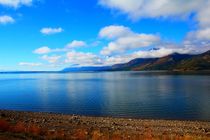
33,46,51,54
99,0,210,42
99,0,206,20
33,41,87,56
0,0,32,8
19,62,42,67
187,28,210,41
66,40,87,48
65,51,102,66
100,25,160,55
196,0,210,28
41,55,61,63
0,15,14,24
90,41,102,47
103,55,131,65
101,34,160,55
132,48,188,59
99,25,132,39
33,46,69,54
40,27,63,35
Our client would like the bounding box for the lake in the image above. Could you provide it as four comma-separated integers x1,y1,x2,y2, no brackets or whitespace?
0,72,210,121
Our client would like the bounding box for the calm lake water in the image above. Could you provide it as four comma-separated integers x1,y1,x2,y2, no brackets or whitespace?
0,72,210,121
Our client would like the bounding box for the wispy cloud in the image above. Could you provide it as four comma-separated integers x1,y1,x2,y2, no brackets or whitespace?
33,46,69,54
33,46,51,54
41,55,61,63
40,27,64,35
34,40,87,55
0,0,33,8
66,40,87,48
19,62,42,67
0,15,14,24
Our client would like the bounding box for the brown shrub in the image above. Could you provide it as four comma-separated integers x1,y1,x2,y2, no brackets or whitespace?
73,129,88,140
0,119,10,131
144,129,153,140
111,131,122,140
27,124,41,135
12,122,26,133
92,130,102,140
54,130,66,139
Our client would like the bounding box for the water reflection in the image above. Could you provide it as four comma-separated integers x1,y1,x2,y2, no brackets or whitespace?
0,72,209,121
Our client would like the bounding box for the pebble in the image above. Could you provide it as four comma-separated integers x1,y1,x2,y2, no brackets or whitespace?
33,119,39,123
49,129,56,133
0,110,210,139
203,128,209,133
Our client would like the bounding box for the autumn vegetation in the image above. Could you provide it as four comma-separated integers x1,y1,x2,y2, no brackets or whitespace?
1,118,209,140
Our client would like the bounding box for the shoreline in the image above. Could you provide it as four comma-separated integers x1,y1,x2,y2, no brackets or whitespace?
0,110,210,139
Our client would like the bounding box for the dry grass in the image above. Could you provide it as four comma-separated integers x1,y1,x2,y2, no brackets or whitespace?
0,118,209,140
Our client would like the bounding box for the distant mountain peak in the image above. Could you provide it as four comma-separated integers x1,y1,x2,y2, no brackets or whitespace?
62,50,210,72
203,50,210,55
170,52,181,56
149,48,160,51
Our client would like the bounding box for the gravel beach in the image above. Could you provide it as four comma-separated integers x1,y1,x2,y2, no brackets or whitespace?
0,110,210,140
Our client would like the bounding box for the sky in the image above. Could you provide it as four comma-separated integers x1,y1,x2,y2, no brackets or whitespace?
0,0,210,71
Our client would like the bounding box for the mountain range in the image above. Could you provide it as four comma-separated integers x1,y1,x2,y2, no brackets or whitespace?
62,50,210,72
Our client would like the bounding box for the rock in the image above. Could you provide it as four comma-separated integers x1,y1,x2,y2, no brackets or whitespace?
112,122,117,126
195,127,199,130
77,121,81,125
49,129,56,133
0,113,6,118
203,128,209,133
33,119,39,123
71,116,79,121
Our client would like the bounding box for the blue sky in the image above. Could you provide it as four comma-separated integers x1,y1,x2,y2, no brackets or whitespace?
0,0,210,71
